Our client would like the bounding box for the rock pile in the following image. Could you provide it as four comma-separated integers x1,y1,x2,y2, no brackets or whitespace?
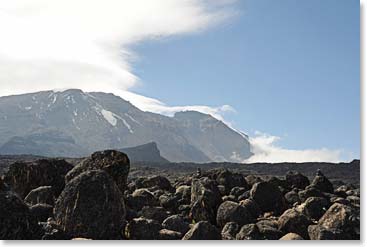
0,153,360,240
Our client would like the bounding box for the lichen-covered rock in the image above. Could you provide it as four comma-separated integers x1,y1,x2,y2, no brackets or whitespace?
24,186,56,206
190,177,222,224
221,222,240,240
125,217,161,240
317,203,359,239
65,150,130,193
279,232,304,240
250,181,286,215
285,171,310,190
216,201,253,228
4,159,73,198
182,221,221,240
162,215,190,234
236,223,262,240
54,170,126,239
278,208,311,240
0,190,43,239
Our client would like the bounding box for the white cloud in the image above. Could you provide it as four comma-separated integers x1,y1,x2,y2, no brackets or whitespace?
245,131,343,163
0,0,237,111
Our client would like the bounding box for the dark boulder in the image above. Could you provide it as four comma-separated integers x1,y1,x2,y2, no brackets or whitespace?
139,206,168,223
138,175,173,191
162,215,190,234
159,194,179,212
54,170,126,239
216,201,253,228
125,217,161,240
297,197,329,220
24,186,56,206
284,189,301,205
245,175,263,187
214,169,249,194
285,171,309,190
298,187,324,202
236,224,262,240
65,150,130,193
308,225,338,240
182,221,221,240
256,220,282,240
221,222,240,240
230,187,247,198
127,189,158,211
4,159,73,198
309,170,334,194
278,209,311,239
250,181,286,214
29,203,53,222
239,199,261,218
0,190,43,239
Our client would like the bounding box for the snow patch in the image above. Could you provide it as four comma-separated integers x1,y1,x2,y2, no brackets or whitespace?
101,109,117,126
25,106,32,110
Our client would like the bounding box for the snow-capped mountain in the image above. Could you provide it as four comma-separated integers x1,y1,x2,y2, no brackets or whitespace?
0,89,252,162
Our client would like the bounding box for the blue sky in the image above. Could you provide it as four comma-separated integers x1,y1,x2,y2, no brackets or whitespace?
1,0,359,162
130,0,360,160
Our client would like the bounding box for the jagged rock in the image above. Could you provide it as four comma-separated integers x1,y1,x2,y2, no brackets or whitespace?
297,197,329,220
54,170,126,239
125,217,161,240
217,185,227,196
162,215,190,234
190,177,222,224
127,189,158,211
278,209,311,239
250,181,286,214
178,204,191,218
309,171,334,194
298,187,324,202
138,175,173,191
216,201,253,227
65,150,130,193
0,190,43,239
29,203,53,222
239,199,261,218
158,229,182,240
4,159,73,198
238,190,250,201
24,186,55,206
236,224,262,240
285,171,310,190
222,195,237,202
317,203,359,239
330,197,350,205
347,195,360,206
221,222,240,240
279,233,304,240
284,189,301,205
182,221,221,240
139,206,168,223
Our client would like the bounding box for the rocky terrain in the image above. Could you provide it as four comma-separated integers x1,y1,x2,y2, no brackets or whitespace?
0,150,360,240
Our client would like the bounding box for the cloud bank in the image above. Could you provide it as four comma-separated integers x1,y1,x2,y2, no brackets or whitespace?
246,132,343,163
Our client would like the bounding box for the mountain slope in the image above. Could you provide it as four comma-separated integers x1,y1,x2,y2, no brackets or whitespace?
0,89,252,162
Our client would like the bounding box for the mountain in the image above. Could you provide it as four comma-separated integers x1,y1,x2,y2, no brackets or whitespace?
0,89,252,162
119,142,169,163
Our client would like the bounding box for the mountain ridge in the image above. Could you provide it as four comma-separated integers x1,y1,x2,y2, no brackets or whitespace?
0,89,252,162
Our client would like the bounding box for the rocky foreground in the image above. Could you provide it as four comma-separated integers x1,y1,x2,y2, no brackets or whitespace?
0,150,360,240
